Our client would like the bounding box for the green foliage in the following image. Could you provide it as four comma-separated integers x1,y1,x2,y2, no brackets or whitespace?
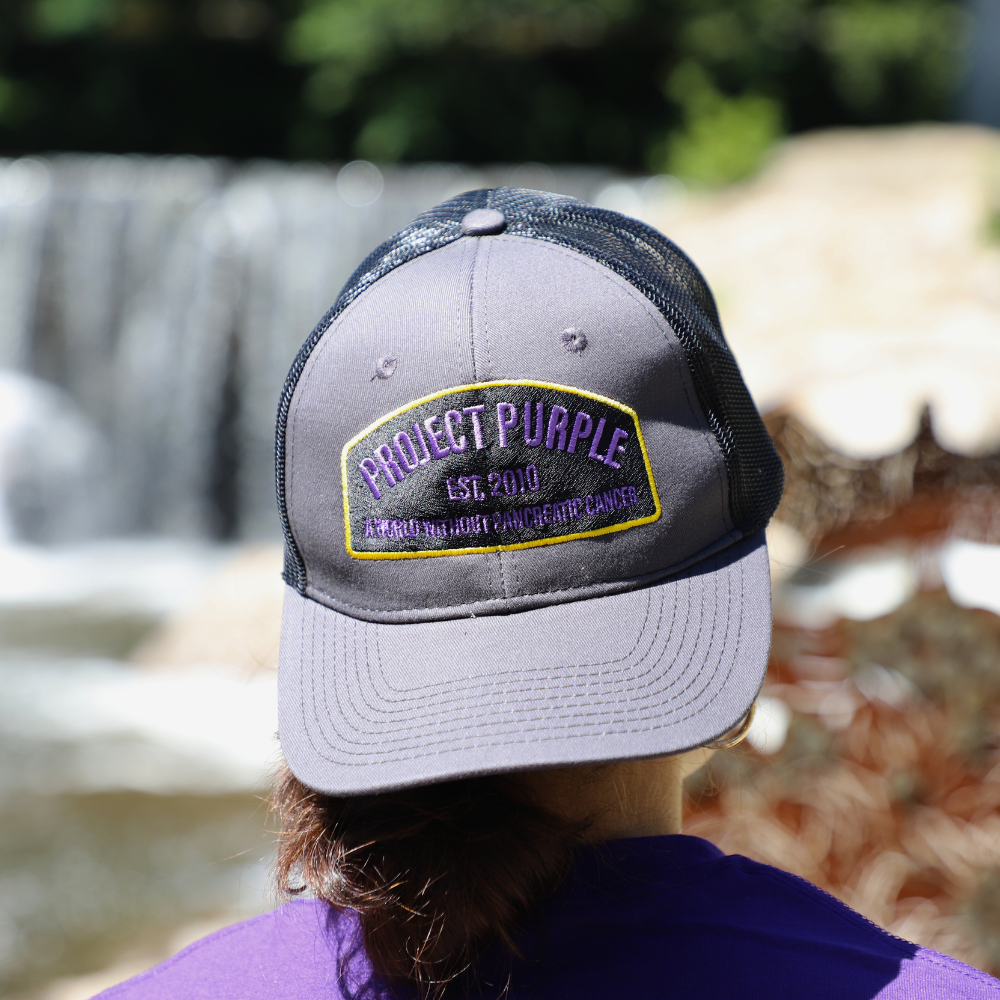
665,92,782,186
0,76,22,123
288,0,460,66
33,0,114,35
287,0,640,64
657,59,783,185
0,0,969,181
818,0,964,118
986,210,1000,245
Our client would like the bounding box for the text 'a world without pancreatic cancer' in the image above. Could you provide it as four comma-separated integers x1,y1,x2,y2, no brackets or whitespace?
363,485,644,542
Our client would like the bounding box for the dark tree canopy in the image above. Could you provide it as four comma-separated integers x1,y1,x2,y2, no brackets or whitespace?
0,0,966,183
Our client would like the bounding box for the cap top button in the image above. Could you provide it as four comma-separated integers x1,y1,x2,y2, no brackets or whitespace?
461,208,507,236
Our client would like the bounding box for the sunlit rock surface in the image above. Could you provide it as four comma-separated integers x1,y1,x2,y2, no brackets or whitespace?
648,125,1000,459
131,544,284,675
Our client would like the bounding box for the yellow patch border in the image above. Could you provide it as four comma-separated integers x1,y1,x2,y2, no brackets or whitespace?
341,380,661,560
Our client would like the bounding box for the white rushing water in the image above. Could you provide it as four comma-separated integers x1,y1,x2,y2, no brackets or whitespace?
0,157,623,543
0,156,631,803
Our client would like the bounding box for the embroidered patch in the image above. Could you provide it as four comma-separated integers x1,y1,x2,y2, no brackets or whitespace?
341,381,661,559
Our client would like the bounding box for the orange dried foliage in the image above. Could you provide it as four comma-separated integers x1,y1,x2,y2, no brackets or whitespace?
765,411,1000,547
685,596,1000,975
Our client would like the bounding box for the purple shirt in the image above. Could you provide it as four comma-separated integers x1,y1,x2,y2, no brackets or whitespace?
98,835,999,999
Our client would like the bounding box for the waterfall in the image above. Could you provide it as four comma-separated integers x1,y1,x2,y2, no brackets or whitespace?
0,157,619,542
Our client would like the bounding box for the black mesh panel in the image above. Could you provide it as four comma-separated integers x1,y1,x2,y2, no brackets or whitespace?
276,187,784,591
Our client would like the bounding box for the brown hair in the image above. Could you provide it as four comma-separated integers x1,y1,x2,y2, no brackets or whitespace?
271,764,590,998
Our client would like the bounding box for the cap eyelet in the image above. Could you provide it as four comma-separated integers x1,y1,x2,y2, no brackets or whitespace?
561,328,587,353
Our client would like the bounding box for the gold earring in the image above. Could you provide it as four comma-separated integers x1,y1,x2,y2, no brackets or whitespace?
706,701,757,751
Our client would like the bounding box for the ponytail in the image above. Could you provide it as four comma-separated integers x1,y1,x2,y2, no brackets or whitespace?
271,764,589,997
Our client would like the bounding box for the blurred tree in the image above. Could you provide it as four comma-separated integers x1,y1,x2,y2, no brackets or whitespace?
0,0,967,183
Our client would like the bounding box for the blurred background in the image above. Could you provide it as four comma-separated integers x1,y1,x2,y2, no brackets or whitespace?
2,0,1000,996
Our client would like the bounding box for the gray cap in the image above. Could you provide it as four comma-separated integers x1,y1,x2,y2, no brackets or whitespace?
276,188,783,795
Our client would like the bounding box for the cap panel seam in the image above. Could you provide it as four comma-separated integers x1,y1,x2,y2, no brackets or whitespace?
466,239,508,604
468,234,483,382
459,237,473,384
493,234,671,340
468,236,511,601
480,233,495,377
475,238,513,602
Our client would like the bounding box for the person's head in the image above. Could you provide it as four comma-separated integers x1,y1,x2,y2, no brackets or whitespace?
271,189,782,995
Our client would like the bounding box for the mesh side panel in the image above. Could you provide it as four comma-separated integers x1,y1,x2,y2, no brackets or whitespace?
276,187,783,591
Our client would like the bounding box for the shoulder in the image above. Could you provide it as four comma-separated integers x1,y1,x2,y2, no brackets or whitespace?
94,900,367,1000
892,947,1000,999
551,840,1000,1000
717,855,1000,998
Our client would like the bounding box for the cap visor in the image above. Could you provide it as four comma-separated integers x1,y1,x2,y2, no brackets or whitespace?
278,530,771,795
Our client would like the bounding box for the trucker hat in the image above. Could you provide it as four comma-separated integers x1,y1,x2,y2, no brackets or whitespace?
276,187,783,795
